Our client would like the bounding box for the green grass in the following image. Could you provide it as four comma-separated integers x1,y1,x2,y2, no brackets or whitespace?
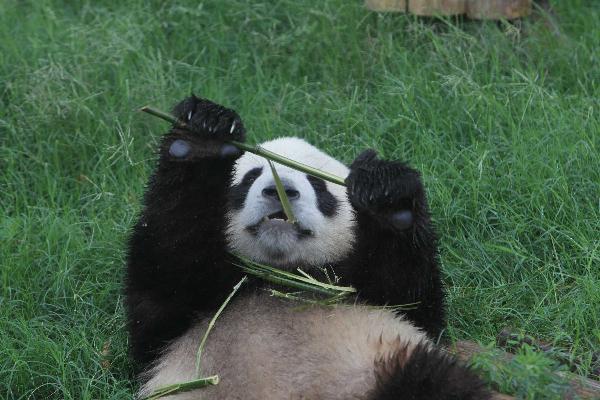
1,0,598,398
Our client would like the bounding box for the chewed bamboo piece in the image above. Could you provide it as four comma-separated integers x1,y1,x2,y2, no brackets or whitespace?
140,106,346,187
232,254,356,297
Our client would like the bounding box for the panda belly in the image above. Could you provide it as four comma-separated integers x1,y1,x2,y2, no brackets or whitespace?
138,293,429,400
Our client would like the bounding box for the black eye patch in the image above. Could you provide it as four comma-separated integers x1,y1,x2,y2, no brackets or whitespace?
229,167,263,210
307,175,339,217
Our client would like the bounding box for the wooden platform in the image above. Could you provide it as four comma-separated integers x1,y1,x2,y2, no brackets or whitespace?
365,0,532,19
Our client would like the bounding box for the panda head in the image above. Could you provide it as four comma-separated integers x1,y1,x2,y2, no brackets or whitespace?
226,137,356,269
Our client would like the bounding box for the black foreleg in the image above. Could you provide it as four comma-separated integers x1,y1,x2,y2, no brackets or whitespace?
125,96,247,367
343,150,446,339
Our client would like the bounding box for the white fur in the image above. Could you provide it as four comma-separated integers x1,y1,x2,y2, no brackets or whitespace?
226,137,355,268
139,294,430,400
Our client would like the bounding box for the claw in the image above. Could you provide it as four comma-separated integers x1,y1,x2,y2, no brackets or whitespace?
230,121,236,134
187,111,192,121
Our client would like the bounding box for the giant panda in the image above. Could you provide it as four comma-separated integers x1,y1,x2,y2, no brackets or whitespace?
125,96,490,399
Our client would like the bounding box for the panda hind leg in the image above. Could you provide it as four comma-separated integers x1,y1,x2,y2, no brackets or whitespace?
369,342,491,400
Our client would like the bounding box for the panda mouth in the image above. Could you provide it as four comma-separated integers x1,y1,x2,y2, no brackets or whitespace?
246,211,313,237
265,211,288,221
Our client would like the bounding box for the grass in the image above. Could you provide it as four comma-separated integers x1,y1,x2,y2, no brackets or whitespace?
0,0,598,398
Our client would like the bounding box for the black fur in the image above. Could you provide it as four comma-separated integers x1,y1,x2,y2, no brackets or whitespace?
229,167,263,210
306,175,339,217
125,96,445,371
341,150,446,340
125,96,248,367
341,149,446,339
370,343,491,400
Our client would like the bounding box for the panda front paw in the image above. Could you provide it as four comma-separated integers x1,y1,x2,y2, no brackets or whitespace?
164,95,246,160
346,150,426,231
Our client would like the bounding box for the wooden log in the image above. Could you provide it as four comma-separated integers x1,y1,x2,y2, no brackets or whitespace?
556,372,600,400
366,0,532,19
466,0,532,19
450,340,514,363
490,393,515,400
408,0,466,16
448,341,600,400
448,341,516,399
365,0,407,12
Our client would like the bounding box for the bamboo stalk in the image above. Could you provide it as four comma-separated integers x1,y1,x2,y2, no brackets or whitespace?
140,106,346,187
267,160,297,224
143,376,220,400
143,278,247,400
195,277,248,375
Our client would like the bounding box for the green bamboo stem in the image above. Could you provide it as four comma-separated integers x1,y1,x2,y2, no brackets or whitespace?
144,277,246,400
143,376,220,400
195,276,247,376
140,106,347,187
267,160,297,224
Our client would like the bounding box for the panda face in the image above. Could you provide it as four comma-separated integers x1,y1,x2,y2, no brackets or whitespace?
226,138,356,268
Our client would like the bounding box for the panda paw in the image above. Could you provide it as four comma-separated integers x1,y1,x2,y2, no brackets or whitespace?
346,150,425,231
164,95,246,160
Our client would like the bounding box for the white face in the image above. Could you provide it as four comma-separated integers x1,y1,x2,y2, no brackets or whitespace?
226,137,356,269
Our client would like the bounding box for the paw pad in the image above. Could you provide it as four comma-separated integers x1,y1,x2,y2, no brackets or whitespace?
391,210,413,230
169,139,191,158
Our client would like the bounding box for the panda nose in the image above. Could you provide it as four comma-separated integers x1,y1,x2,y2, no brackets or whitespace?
262,185,300,201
